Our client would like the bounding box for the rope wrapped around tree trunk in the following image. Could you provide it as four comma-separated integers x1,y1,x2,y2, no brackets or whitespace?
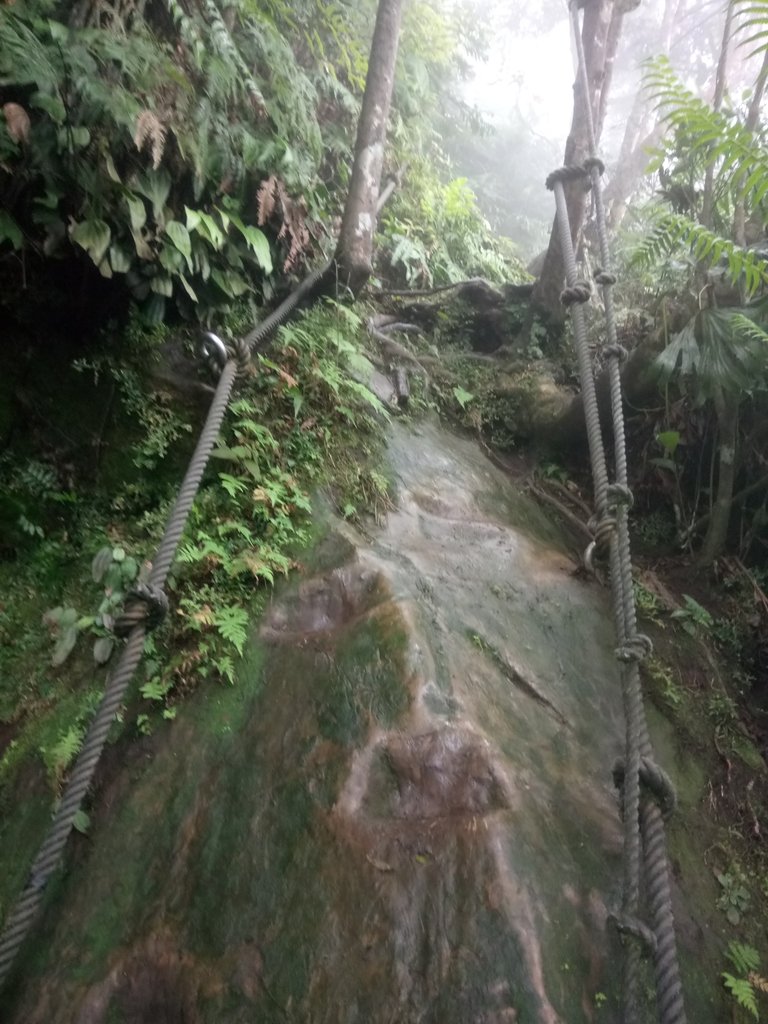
541,5,688,1023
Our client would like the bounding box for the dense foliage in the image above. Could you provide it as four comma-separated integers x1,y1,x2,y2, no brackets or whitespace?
0,0,515,323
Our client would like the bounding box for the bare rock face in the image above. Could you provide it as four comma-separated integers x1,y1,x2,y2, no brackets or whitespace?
2,421,724,1023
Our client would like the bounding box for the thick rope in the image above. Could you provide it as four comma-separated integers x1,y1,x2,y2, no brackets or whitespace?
0,357,238,989
0,264,320,987
545,6,687,1023
0,172,402,990
0,264,314,986
0,270,322,991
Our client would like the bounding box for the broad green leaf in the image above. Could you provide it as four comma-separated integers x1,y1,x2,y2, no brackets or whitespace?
649,457,677,471
656,430,680,454
134,168,171,221
109,244,131,273
92,545,114,582
72,809,90,834
121,556,139,581
193,242,211,280
140,293,166,325
71,126,90,148
453,386,474,409
0,211,23,250
196,211,225,249
126,196,147,232
159,246,184,273
165,220,192,269
179,274,198,302
93,636,115,665
47,18,69,42
52,624,79,666
211,268,250,297
71,219,111,265
30,91,66,123
130,228,153,261
105,153,121,183
230,216,273,273
150,274,173,297
185,207,202,232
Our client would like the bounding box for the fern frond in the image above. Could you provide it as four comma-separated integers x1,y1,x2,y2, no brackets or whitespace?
133,110,167,169
257,176,279,226
734,0,768,56
213,605,248,656
200,0,266,112
730,312,768,346
644,56,768,211
723,973,759,1020
632,212,768,296
0,14,61,90
729,942,763,976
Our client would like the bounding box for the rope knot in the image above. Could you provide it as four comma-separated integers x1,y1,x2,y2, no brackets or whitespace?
615,633,653,663
606,482,634,510
608,912,657,955
594,268,617,286
201,332,251,377
545,164,589,190
583,156,606,176
590,509,617,548
227,335,252,376
560,280,591,306
583,509,617,571
613,755,677,818
603,343,628,362
113,582,169,637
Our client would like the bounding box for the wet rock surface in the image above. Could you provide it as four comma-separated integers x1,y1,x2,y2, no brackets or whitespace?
2,420,725,1023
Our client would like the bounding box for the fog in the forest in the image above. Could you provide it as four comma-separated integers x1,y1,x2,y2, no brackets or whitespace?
448,0,758,261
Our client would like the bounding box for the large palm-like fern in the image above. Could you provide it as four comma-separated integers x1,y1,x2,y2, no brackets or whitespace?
633,7,768,563
633,212,768,295
639,56,768,294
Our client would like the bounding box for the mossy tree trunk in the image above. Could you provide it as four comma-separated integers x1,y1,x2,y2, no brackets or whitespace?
334,0,404,296
529,0,618,322
699,385,739,565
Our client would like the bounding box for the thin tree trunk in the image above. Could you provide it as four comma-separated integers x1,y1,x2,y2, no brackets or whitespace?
699,386,739,563
701,0,735,230
595,4,626,142
604,0,682,230
335,0,404,296
529,0,617,322
733,47,768,246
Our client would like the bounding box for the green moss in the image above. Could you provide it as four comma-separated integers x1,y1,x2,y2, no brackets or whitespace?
730,734,765,772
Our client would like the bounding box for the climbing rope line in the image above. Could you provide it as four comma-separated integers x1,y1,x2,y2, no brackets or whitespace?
0,164,407,989
0,229,357,989
542,6,688,1024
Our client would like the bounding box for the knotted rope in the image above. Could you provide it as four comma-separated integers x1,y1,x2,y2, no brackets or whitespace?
542,6,688,1023
0,237,344,988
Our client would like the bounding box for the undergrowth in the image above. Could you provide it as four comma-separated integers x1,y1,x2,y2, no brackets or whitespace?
0,299,387,794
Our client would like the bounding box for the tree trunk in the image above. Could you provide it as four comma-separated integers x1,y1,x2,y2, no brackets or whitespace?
334,0,404,296
529,0,618,322
603,0,683,230
699,386,739,564
594,3,626,142
701,0,735,230
733,47,768,247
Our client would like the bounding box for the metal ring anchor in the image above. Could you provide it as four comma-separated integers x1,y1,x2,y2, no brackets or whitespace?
200,331,228,375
